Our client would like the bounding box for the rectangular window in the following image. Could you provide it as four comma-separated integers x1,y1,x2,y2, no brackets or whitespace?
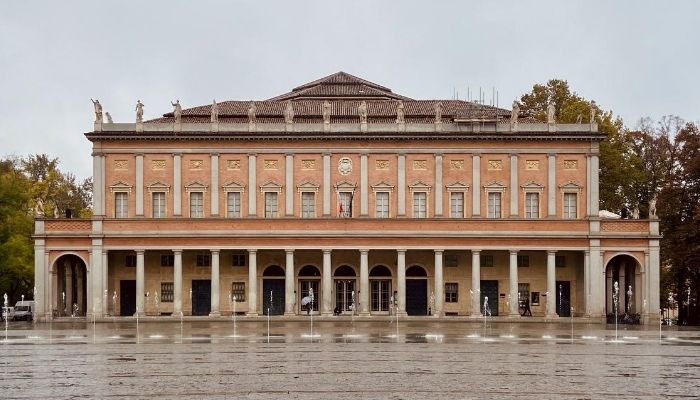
232,254,246,267
450,192,464,218
152,192,166,218
196,254,211,267
556,255,566,268
301,192,315,218
264,192,278,218
413,192,427,218
226,192,241,218
444,254,458,267
375,192,389,218
231,282,245,302
487,192,501,218
160,254,174,267
445,283,458,303
525,192,539,219
517,255,530,268
531,291,540,306
161,282,174,303
115,192,128,218
125,254,136,267
190,192,204,218
518,283,530,303
564,193,577,219
481,254,494,268
338,192,353,217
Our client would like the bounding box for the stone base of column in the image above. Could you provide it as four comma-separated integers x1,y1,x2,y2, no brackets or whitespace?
397,311,408,317
172,312,183,318
545,313,559,319
135,311,145,317
470,312,482,318
246,312,258,317
321,312,332,317
209,311,221,317
359,312,370,317
284,312,296,317
507,313,521,319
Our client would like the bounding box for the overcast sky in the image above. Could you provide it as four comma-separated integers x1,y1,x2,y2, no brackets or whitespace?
1,1,698,179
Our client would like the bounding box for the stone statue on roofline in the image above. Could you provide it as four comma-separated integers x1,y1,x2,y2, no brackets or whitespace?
547,102,556,124
91,99,103,123
323,101,331,124
511,100,519,127
284,101,294,124
135,100,144,123
434,102,443,123
358,101,368,124
575,113,583,124
396,101,405,124
105,112,113,123
248,101,257,123
34,198,45,217
171,100,182,123
649,194,657,218
590,101,597,124
211,99,219,123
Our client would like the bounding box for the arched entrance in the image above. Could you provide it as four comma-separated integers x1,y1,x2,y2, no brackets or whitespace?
298,265,320,314
605,254,642,317
334,265,356,314
262,265,285,315
406,265,428,315
54,254,87,317
370,265,392,314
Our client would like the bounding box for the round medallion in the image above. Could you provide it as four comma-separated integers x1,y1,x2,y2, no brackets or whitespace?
338,157,353,176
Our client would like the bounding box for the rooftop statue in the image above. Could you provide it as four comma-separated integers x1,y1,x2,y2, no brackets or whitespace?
650,194,657,217
90,99,103,123
396,101,405,124
171,100,182,123
323,101,331,123
135,100,144,123
284,101,294,124
105,112,113,123
434,102,442,123
34,198,45,217
53,205,59,219
511,101,519,126
590,101,597,123
211,100,219,123
358,101,368,124
576,113,583,123
248,102,257,123
547,103,556,124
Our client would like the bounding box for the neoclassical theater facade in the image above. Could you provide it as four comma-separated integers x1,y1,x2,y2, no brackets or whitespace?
33,72,660,323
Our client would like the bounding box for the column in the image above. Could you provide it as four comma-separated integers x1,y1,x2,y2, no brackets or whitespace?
173,153,182,216
472,154,481,216
45,252,52,319
509,250,519,317
397,154,406,216
247,249,258,316
546,250,557,318
173,250,183,316
65,264,73,316
586,155,592,216
434,250,443,316
210,250,220,316
510,154,518,217
285,153,294,216
590,154,600,216
92,152,103,216
584,250,591,317
359,250,369,316
589,240,603,319
323,153,331,216
397,249,407,316
284,249,295,315
100,155,106,214
547,153,556,217
210,153,219,216
248,154,257,216
360,153,368,216
471,250,481,316
102,250,108,316
34,240,46,320
643,251,650,322
90,244,103,319
135,154,144,216
435,153,443,217
322,249,332,316
135,250,145,316
648,240,660,320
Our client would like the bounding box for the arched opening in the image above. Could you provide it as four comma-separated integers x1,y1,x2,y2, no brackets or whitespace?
334,265,356,313
54,254,88,317
406,265,428,315
370,265,392,313
262,265,285,315
298,265,320,314
605,254,642,322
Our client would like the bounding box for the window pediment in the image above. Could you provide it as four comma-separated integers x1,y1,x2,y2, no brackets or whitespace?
371,180,395,192
483,180,507,193
297,180,320,193
334,180,357,192
260,180,283,193
222,180,246,193
408,180,432,193
520,180,545,192
147,181,171,193
445,181,470,192
109,181,133,193
559,180,583,192
184,180,208,193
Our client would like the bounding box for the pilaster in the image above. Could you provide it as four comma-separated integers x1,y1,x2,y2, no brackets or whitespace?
510,154,518,217
547,153,556,217
434,153,443,217
397,153,406,216
472,154,481,217
323,153,331,216
135,154,144,217
173,153,182,216
210,153,219,216
248,154,257,217
285,153,294,216
360,153,368,216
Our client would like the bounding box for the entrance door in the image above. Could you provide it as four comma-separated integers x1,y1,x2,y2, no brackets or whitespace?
556,281,571,317
192,280,211,316
335,279,355,312
262,279,285,315
371,280,391,312
120,280,136,316
406,279,428,315
480,280,499,316
299,280,320,313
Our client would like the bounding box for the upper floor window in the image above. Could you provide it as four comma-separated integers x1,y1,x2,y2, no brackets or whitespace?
375,192,389,218
115,192,129,218
190,192,204,218
564,193,577,219
413,192,427,218
160,254,174,267
450,192,464,218
125,253,136,267
338,191,353,218
264,192,278,218
517,255,530,268
487,192,501,218
301,192,316,218
445,283,458,303
227,192,241,218
525,192,539,219
232,254,246,267
152,192,166,218
196,254,211,267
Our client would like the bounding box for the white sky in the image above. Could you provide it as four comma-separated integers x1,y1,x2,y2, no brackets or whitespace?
1,0,698,179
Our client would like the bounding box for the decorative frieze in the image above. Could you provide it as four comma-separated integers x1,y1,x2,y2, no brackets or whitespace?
412,160,427,170
189,160,204,170
525,160,540,170
564,160,578,170
264,160,278,170
487,160,503,171
449,160,465,170
151,160,166,170
226,159,241,170
113,160,128,170
375,160,390,170
301,159,316,170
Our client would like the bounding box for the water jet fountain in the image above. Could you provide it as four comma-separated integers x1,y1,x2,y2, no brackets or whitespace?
613,281,619,342
3,293,8,343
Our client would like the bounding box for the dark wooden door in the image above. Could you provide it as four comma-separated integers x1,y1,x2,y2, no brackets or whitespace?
556,281,571,317
262,279,285,315
406,279,427,316
120,280,136,316
480,280,499,316
192,280,211,316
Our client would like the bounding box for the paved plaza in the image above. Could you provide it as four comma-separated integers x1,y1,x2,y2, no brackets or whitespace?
1,319,699,399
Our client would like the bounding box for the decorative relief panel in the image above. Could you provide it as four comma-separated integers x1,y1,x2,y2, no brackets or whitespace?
113,160,128,170
301,159,316,170
487,160,503,170
264,160,278,170
226,159,241,170
375,160,390,170
564,160,578,170
525,160,540,170
189,160,203,170
412,160,427,170
338,157,353,175
449,160,465,170
151,160,166,170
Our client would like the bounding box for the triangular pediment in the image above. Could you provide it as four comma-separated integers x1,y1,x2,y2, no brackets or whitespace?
259,180,283,193
184,180,208,192
520,180,545,191
371,180,395,192
334,180,357,190
109,181,132,193
222,180,246,193
445,181,470,192
267,71,413,101
147,181,171,193
297,180,320,192
483,180,507,193
559,181,583,191
408,180,432,192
